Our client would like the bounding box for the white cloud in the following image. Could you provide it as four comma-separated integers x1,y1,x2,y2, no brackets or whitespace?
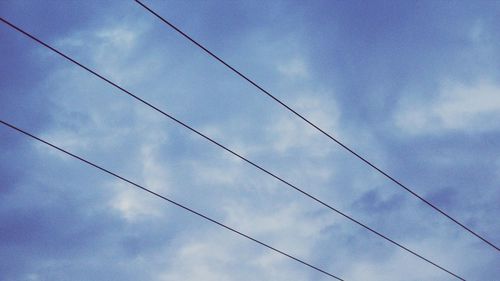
25,273,40,281
189,161,241,186
223,202,337,245
54,21,158,85
108,113,172,222
155,201,337,281
395,79,500,134
109,138,171,221
157,235,241,281
346,250,447,281
265,93,340,157
195,124,260,161
110,182,164,222
139,131,170,191
277,57,309,79
55,24,140,59
96,28,137,48
19,5,498,280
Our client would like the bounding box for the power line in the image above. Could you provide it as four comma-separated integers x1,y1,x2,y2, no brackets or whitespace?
0,119,344,281
0,17,466,280
133,0,499,252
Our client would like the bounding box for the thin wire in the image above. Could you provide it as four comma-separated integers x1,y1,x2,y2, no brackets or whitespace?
0,17,466,280
0,120,344,281
133,0,499,252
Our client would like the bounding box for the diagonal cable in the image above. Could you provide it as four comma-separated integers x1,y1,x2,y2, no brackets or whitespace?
0,17,467,280
0,119,344,281
133,0,499,252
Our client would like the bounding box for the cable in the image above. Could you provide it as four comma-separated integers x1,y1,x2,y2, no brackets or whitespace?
0,17,466,280
132,0,499,252
0,120,344,281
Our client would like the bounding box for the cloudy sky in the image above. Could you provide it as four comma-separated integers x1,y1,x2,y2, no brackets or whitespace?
1,1,499,280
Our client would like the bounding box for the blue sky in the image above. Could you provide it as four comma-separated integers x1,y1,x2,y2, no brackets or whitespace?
1,1,499,280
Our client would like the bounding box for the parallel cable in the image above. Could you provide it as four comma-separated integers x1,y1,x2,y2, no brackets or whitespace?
0,119,344,281
0,17,466,280
133,0,499,252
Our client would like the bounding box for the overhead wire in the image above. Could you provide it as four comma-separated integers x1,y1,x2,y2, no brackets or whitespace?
133,0,499,252
0,17,466,280
0,119,345,281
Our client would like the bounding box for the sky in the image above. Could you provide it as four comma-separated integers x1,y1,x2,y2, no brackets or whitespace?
1,1,499,280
